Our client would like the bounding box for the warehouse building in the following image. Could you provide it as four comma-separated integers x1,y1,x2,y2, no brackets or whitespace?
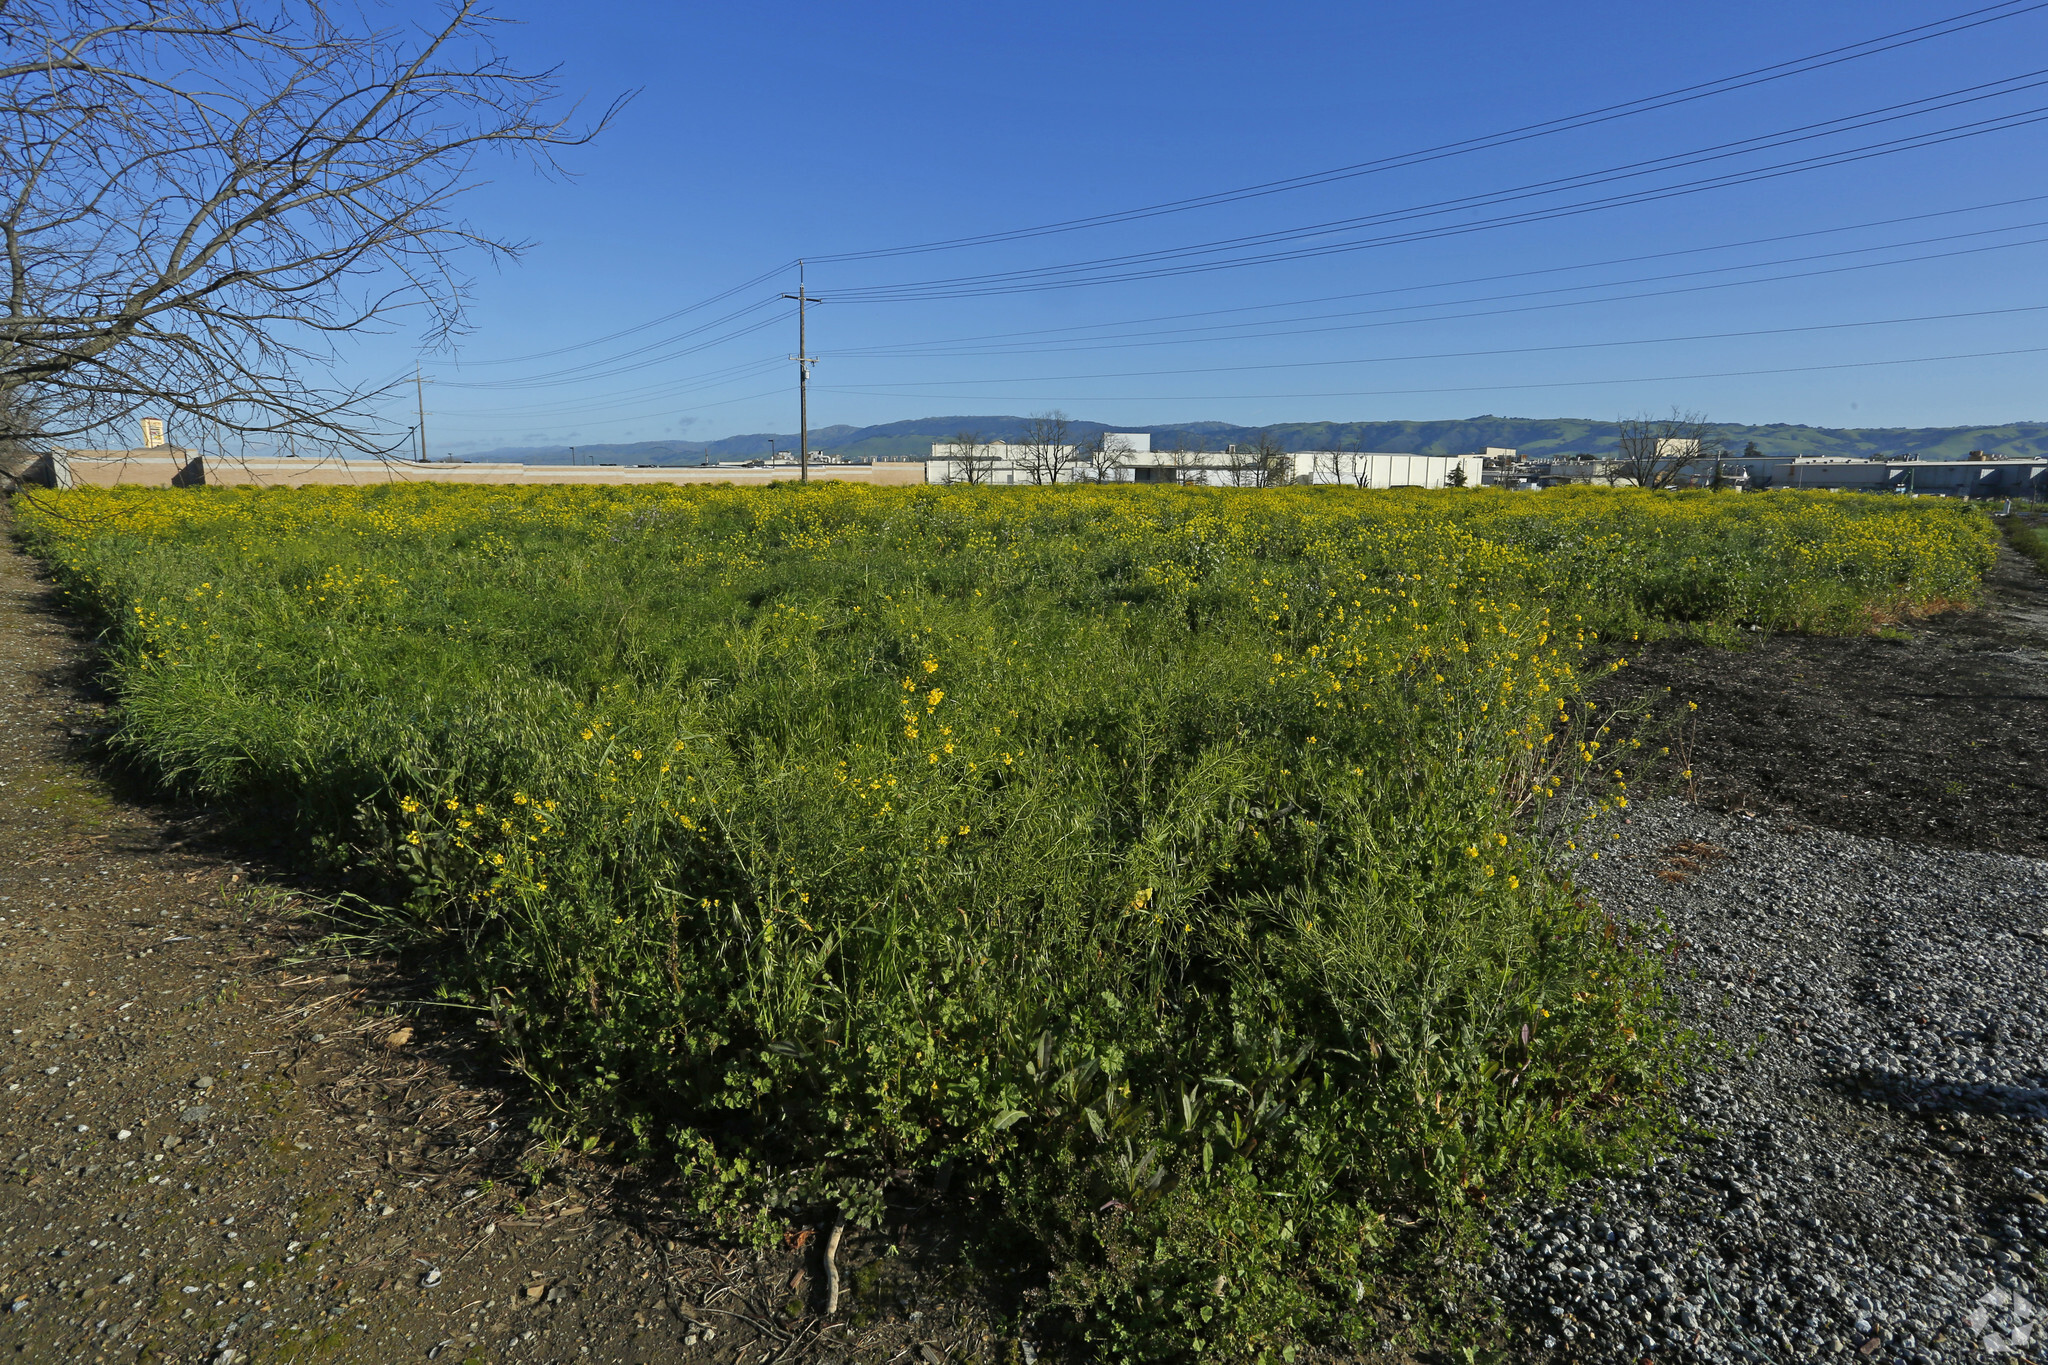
926,435,1483,488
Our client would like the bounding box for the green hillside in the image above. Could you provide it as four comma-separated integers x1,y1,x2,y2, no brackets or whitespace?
465,415,2048,464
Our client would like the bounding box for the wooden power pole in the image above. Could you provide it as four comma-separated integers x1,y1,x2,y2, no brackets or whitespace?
414,365,428,463
781,262,820,482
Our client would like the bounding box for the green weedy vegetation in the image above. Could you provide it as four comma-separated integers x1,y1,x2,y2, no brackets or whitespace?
14,483,1994,1360
2003,508,2048,574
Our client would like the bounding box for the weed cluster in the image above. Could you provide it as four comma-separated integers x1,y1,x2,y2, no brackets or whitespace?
16,482,1993,1359
2002,507,2048,574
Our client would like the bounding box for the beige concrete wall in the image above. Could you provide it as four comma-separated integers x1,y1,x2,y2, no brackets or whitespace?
56,449,203,488
861,461,928,485
43,451,932,490
523,463,928,487
199,457,532,487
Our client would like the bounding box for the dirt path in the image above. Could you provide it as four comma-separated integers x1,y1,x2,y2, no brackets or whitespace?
0,526,740,1365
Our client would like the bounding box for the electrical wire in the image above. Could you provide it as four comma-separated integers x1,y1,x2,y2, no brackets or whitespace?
811,0,2048,263
828,85,2048,301
434,356,789,418
423,139,2048,405
821,194,2048,355
405,4,2048,438
815,342,2048,404
410,2,2048,387
433,261,796,367
823,301,2048,391
425,219,2048,430
834,223,2048,362
434,385,796,438
433,300,788,389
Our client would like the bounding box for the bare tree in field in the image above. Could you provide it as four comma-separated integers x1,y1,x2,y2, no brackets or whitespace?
1071,430,1103,482
1106,432,1136,481
942,428,997,485
1167,432,1206,485
1079,430,1133,483
1016,410,1073,485
1230,429,1292,487
1614,410,1723,490
0,0,625,460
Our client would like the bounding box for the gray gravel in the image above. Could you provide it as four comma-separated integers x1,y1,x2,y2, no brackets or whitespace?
1485,802,2045,1364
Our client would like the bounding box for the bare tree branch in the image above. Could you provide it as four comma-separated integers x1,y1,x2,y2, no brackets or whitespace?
1613,409,1723,490
1076,430,1132,484
941,427,994,486
1230,429,1290,487
0,0,627,456
1015,410,1072,486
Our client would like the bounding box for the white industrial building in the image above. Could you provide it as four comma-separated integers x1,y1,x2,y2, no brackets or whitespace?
926,434,1483,489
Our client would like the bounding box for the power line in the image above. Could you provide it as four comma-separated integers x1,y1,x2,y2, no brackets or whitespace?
435,356,790,419
822,194,2048,356
411,1,2048,389
427,87,2048,403
811,0,2048,264
835,222,2048,363
406,5,2048,438
424,216,2048,429
434,261,796,367
823,300,2048,391
430,385,795,437
816,342,2048,404
434,300,788,390
828,81,2048,301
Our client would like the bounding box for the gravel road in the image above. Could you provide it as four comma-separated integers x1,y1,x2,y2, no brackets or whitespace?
1482,546,2048,1365
1482,807,2046,1363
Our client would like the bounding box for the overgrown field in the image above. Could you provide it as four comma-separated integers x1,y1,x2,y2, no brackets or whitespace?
15,483,1994,1359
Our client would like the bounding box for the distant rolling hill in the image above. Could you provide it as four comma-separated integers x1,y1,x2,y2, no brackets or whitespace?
463,415,2048,465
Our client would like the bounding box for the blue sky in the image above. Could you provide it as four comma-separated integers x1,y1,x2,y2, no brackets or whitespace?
383,0,2048,453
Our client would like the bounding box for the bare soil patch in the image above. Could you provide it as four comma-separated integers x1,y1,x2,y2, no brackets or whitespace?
1595,544,2048,858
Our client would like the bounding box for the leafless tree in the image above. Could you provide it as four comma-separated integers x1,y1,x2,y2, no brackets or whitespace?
1071,430,1104,482
941,427,997,485
1224,445,1256,488
1166,432,1206,485
1079,430,1134,483
1229,429,1292,487
0,0,625,460
1614,410,1723,490
1106,432,1137,480
1351,450,1375,488
1307,431,1350,486
1015,409,1073,485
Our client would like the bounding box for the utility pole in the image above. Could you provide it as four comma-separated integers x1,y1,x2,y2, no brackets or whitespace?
415,365,428,463
781,262,821,482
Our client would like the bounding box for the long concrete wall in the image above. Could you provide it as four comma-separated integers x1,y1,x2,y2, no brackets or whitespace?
54,450,204,488
48,451,928,489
